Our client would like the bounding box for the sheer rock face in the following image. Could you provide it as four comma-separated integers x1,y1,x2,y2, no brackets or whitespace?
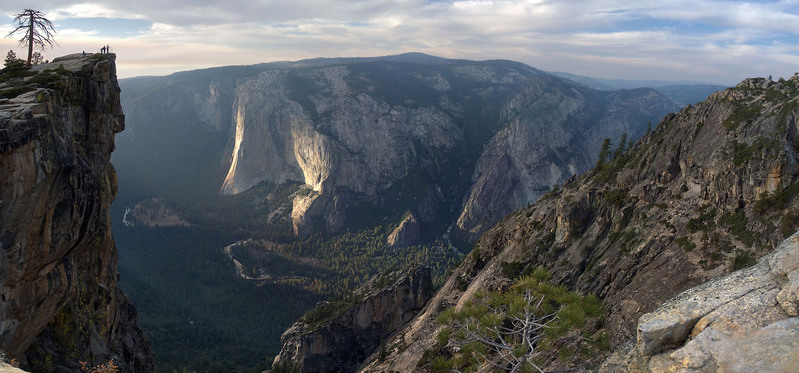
273,266,433,373
387,214,421,248
600,231,799,372
209,59,672,239
456,77,674,238
220,67,465,197
364,77,799,372
0,54,153,372
220,65,467,237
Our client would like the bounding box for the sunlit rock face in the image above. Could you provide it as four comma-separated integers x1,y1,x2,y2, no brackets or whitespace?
0,54,153,372
218,58,672,239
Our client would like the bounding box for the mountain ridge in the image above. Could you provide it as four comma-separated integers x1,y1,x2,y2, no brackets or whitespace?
117,55,674,242
357,75,799,372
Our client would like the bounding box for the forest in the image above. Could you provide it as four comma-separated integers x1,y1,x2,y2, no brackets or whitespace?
113,210,462,372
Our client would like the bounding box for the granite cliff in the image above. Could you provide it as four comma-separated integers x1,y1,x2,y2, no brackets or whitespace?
272,266,433,372
117,55,674,243
222,60,674,240
361,76,799,372
0,54,153,372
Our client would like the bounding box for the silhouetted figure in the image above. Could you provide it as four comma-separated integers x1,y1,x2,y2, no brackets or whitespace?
101,46,105,53
82,51,86,56
106,45,110,53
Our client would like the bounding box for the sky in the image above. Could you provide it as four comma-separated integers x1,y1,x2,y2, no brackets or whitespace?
1,1,798,84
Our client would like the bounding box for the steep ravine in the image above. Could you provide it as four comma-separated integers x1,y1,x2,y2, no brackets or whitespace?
0,54,153,372
360,76,799,372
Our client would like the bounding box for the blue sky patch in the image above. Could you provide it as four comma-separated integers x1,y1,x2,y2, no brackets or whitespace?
55,17,152,38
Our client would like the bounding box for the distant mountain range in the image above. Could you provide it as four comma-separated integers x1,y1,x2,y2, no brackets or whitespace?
550,71,727,107
116,53,677,244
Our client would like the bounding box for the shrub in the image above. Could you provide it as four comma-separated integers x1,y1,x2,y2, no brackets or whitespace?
80,360,118,373
603,188,629,207
674,236,696,252
733,251,757,270
722,104,761,132
434,269,604,372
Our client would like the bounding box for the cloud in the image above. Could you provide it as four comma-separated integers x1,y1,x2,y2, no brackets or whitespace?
0,0,797,83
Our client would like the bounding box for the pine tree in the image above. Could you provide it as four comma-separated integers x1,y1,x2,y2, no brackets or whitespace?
30,51,43,65
596,138,612,169
4,50,21,68
435,268,604,372
613,133,627,160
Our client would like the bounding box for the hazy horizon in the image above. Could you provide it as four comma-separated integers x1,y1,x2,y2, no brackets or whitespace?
3,1,798,84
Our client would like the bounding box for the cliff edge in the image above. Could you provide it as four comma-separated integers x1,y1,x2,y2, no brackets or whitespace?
602,230,799,372
0,54,153,372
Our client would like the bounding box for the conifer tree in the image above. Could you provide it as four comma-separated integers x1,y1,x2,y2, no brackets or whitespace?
596,138,612,169
3,50,20,68
434,268,604,372
613,133,627,160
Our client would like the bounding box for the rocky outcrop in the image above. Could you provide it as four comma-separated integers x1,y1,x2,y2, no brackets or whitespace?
601,231,799,372
0,54,153,371
366,77,799,371
387,214,421,248
273,266,433,372
123,198,190,227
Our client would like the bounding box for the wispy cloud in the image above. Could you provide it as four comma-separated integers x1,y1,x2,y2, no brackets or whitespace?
1,0,797,83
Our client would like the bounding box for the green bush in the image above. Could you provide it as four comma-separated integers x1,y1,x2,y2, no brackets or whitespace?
674,236,696,252
28,70,65,85
754,182,799,215
0,60,35,81
720,209,759,246
0,86,35,99
733,251,757,270
722,104,761,132
433,268,605,372
603,188,629,207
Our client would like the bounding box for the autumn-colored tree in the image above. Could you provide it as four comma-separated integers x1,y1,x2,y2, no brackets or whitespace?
6,9,57,67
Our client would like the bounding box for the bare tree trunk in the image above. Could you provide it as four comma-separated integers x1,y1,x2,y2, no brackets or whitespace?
26,10,33,66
